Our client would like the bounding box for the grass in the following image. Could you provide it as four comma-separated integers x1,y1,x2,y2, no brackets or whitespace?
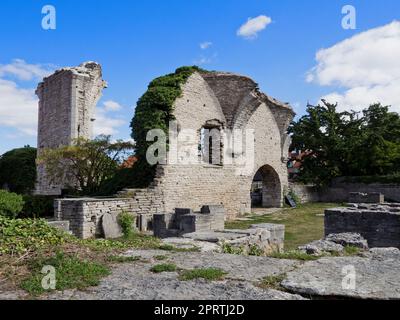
158,244,200,253
258,274,287,291
269,250,321,261
179,268,227,281
154,255,168,261
106,255,141,263
20,251,111,295
150,263,177,273
226,203,341,250
343,246,361,256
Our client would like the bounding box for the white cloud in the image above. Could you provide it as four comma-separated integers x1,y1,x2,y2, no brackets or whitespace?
307,21,400,112
103,100,123,112
93,107,125,137
237,15,272,39
200,42,212,50
0,59,53,81
0,79,38,136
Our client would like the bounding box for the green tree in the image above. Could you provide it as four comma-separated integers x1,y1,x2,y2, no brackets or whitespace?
37,136,134,195
289,101,400,185
0,146,37,194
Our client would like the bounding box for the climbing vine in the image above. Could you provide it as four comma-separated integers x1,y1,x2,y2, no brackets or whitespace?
128,66,207,187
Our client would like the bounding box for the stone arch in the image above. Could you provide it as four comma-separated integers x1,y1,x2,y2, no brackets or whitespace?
251,164,282,208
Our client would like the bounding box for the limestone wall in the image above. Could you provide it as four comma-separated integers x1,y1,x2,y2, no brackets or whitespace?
35,62,106,195
325,205,400,248
149,72,293,219
55,198,137,239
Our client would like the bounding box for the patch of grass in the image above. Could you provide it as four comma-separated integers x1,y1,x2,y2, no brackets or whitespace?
179,268,227,281
343,246,361,256
269,250,321,261
106,255,141,263
150,263,177,273
81,233,161,252
258,274,287,291
154,255,168,261
21,252,110,295
226,203,341,250
158,244,200,253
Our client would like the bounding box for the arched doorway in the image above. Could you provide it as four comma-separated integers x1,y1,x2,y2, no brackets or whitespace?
251,165,282,208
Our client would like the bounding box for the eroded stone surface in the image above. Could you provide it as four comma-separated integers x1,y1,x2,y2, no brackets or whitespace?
102,212,123,239
282,250,400,299
325,233,369,250
298,240,344,255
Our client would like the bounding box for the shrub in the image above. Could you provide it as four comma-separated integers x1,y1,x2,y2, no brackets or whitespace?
19,195,56,219
118,211,135,238
0,216,68,255
0,147,37,194
0,190,25,219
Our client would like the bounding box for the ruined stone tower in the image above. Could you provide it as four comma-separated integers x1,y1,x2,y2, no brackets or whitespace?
35,62,107,195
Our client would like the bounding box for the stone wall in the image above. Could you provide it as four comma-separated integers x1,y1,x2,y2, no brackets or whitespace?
289,183,320,203
319,180,400,203
35,62,106,195
55,198,136,239
325,204,400,248
151,72,293,219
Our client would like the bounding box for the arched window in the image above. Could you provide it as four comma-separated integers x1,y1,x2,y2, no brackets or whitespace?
199,120,224,166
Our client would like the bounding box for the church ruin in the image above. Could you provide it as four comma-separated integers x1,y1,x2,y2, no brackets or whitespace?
36,63,294,238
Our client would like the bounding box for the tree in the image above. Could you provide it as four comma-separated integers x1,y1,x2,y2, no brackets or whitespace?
37,136,134,195
289,101,400,185
0,146,37,194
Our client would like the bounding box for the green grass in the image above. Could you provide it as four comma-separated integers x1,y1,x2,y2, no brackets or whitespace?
21,252,111,295
269,250,321,261
158,244,200,253
150,263,177,273
258,274,287,291
225,203,341,250
179,268,227,281
106,255,141,263
343,246,361,256
154,255,168,261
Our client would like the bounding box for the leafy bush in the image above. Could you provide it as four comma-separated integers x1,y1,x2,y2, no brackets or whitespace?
0,147,37,194
118,211,135,238
0,190,25,219
19,195,56,219
0,216,68,255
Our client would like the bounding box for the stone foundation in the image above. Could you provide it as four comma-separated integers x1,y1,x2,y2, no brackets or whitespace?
55,198,137,239
325,203,400,248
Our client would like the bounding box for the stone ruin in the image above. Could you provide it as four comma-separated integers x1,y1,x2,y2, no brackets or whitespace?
153,205,285,255
325,193,400,248
35,62,295,232
35,62,107,195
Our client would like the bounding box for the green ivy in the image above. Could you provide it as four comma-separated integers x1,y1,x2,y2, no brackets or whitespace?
129,66,207,187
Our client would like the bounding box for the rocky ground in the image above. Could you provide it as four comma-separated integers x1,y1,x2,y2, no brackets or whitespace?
1,246,399,300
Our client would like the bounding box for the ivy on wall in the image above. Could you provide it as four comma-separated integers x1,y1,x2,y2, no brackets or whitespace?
127,66,207,187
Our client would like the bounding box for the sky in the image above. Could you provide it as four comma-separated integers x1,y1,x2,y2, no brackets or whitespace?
0,0,400,154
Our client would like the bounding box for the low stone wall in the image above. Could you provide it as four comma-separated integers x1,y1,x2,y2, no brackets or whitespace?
290,181,400,204
325,204,400,248
55,198,136,239
289,183,320,203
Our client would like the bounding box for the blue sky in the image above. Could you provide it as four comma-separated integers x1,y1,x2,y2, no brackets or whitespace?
1,0,400,154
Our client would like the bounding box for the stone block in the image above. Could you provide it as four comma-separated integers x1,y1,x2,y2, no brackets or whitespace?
102,212,123,239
